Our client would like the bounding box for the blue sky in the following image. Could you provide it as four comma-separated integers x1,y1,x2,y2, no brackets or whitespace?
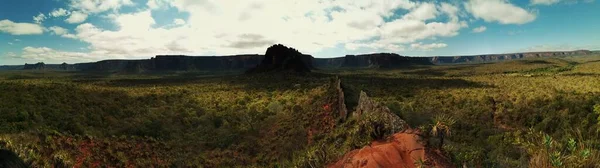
0,0,599,65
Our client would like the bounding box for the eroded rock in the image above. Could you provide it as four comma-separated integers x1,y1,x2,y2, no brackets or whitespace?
354,91,408,139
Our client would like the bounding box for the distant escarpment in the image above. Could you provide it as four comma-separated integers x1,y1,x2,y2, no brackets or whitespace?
430,50,592,64
10,48,594,72
247,44,313,73
23,62,46,70
71,55,265,72
314,53,432,69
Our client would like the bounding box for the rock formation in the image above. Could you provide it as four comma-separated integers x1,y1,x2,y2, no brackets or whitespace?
430,50,592,64
353,91,408,139
8,49,593,72
23,62,45,70
247,44,313,73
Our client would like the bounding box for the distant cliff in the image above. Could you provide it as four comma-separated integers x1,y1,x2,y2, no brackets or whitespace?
9,49,594,72
71,55,264,72
430,50,592,64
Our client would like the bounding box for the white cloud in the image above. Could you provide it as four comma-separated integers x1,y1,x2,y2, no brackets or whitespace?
147,0,170,9
173,18,186,25
49,8,70,17
69,0,134,13
465,0,536,25
52,0,470,60
49,26,78,39
531,0,561,5
410,42,448,51
8,42,13,45
403,2,438,21
380,18,467,44
0,20,44,35
20,46,97,62
33,13,46,24
49,26,69,35
472,26,487,33
439,2,460,21
65,11,88,24
521,44,599,52
345,42,405,52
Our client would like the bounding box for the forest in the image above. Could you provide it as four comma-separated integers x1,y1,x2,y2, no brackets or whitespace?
1,55,600,167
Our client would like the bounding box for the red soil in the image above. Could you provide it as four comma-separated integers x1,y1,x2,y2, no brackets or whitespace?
329,129,454,168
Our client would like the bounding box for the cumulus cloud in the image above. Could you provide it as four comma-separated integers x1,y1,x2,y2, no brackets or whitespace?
33,13,46,24
49,26,78,39
465,0,537,25
472,26,487,33
345,42,405,52
410,42,448,51
403,2,438,21
20,46,97,62
147,0,170,9
65,11,88,24
16,0,473,62
438,2,460,21
8,42,13,45
49,8,70,17
0,20,44,35
69,0,134,13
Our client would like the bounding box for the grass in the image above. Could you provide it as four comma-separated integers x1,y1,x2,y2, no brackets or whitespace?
1,55,600,167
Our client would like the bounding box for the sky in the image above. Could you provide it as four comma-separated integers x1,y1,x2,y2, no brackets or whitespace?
1,0,599,65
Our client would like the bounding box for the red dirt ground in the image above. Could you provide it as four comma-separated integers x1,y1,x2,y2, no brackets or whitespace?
329,129,454,168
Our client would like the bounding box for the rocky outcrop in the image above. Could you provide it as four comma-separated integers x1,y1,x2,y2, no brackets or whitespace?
247,44,313,73
23,62,45,70
354,91,408,139
329,130,454,168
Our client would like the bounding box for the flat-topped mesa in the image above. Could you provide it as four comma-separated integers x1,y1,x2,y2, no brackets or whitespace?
23,62,46,70
247,44,313,73
152,55,263,71
430,50,593,64
342,53,432,68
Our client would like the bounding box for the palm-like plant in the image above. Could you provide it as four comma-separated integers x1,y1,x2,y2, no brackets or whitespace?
431,114,456,149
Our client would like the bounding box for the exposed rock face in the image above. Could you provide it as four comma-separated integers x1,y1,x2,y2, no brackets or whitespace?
329,130,454,168
354,91,408,139
430,50,592,64
247,44,313,73
333,78,348,122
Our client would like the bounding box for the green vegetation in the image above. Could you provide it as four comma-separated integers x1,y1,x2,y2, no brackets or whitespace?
1,55,600,167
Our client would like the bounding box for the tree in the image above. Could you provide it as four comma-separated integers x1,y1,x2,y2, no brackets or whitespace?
431,114,456,149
